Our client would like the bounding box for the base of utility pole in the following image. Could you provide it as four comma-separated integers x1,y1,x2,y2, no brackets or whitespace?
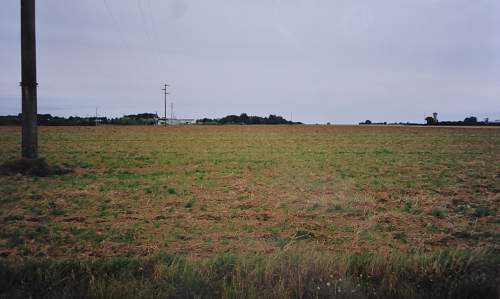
0,157,72,177
21,82,38,158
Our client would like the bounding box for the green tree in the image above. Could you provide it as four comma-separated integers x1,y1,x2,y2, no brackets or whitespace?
425,116,437,125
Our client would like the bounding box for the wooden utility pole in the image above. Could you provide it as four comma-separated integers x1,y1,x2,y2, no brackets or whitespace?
20,0,38,158
162,84,168,126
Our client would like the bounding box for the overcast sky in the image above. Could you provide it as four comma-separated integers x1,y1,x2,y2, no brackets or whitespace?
1,0,499,124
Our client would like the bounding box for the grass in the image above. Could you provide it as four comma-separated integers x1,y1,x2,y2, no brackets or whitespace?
0,125,499,297
0,249,497,299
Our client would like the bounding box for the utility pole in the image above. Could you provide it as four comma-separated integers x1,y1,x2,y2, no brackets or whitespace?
20,0,38,158
161,84,168,126
95,107,98,126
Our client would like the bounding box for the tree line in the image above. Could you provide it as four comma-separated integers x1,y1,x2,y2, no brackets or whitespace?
360,116,499,126
197,113,300,125
0,113,300,126
0,113,157,126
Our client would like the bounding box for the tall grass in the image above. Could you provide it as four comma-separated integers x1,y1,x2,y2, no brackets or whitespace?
0,249,498,299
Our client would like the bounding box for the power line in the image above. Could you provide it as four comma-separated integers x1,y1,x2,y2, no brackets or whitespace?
136,0,151,40
137,0,161,75
140,0,166,118
101,0,130,52
146,0,161,64
146,0,158,40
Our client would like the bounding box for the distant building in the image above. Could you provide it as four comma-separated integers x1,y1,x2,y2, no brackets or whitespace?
432,112,438,123
156,118,196,125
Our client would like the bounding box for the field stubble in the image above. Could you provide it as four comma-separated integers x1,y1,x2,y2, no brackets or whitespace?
1,125,499,298
0,125,499,260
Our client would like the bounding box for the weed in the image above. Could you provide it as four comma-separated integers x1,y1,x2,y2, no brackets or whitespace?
4,214,24,221
184,198,196,209
308,202,321,211
212,252,236,278
294,229,314,240
46,201,66,216
453,204,467,213
326,204,344,213
94,210,110,218
401,201,413,213
392,232,407,243
371,221,395,232
326,204,363,215
275,237,290,249
26,226,49,240
425,223,440,232
473,207,494,217
400,201,422,214
431,209,446,217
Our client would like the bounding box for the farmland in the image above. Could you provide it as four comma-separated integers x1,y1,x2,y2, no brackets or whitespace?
0,125,499,298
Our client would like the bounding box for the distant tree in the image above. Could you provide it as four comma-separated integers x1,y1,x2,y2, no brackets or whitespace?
219,115,240,124
240,113,249,123
248,116,261,124
364,120,372,124
464,116,478,124
197,118,217,124
425,116,437,125
267,114,287,124
212,113,294,125
124,113,158,120
0,115,22,125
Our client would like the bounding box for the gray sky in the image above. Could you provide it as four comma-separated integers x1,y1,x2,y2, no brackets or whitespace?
1,0,499,124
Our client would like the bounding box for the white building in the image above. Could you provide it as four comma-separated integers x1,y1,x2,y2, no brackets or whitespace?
156,118,196,125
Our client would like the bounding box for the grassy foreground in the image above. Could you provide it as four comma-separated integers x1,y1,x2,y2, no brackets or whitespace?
0,125,499,298
1,249,498,299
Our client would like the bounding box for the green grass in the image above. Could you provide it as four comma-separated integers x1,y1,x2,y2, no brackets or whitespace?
0,249,497,299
